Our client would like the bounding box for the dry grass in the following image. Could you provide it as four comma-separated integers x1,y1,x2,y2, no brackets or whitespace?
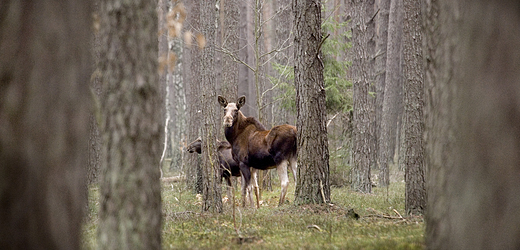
83,173,424,249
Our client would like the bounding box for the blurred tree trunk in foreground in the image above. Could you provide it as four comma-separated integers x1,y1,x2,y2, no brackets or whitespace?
0,1,91,249
97,0,163,248
293,0,330,205
425,0,520,249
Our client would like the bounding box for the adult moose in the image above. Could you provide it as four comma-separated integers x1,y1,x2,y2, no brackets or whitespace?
218,95,297,207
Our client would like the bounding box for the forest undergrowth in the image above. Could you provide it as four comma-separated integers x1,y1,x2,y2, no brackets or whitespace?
82,171,424,249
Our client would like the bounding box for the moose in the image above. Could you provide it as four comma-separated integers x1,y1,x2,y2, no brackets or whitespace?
218,95,297,207
186,137,255,205
186,137,240,186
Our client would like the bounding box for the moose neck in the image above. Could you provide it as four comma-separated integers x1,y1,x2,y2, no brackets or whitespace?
224,110,247,143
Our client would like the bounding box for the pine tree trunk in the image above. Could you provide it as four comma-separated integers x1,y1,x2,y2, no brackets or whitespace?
97,0,162,248
374,0,390,177
351,0,373,193
402,0,425,215
377,0,402,187
184,0,203,194
425,0,520,248
293,0,331,205
200,0,223,213
0,1,91,249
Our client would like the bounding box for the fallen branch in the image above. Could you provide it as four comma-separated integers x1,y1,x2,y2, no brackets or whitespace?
171,211,201,217
393,209,404,219
161,175,185,183
364,207,406,220
307,224,323,232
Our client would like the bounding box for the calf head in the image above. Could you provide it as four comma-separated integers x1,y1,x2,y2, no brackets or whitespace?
218,95,246,127
186,137,202,154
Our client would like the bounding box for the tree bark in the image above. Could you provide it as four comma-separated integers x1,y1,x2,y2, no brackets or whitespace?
425,0,520,248
200,0,223,213
184,0,203,194
351,0,373,193
0,1,91,249
97,0,162,248
374,0,390,180
293,0,331,205
377,0,402,187
402,0,425,215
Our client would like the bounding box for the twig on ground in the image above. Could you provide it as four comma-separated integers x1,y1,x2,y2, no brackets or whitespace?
307,224,323,232
364,214,403,220
393,209,404,219
171,211,201,217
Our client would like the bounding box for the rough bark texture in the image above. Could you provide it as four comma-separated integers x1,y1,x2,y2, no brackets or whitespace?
184,0,203,194
425,0,520,249
351,0,372,193
402,0,425,215
97,0,162,248
238,0,257,117
377,0,401,187
293,0,331,205
374,0,390,183
200,0,223,213
219,0,240,141
0,1,91,249
89,3,103,185
219,0,239,100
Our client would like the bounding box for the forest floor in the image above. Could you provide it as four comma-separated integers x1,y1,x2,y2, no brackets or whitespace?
82,173,424,249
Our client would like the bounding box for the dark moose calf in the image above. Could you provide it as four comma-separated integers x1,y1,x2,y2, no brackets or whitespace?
186,137,241,187
218,95,297,208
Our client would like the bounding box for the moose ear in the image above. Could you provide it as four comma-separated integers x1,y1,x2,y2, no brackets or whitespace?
218,95,228,107
237,96,246,109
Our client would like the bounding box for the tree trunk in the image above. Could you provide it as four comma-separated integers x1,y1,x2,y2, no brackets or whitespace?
97,0,162,248
293,0,331,205
351,0,373,193
89,2,103,186
425,0,520,248
184,0,203,194
219,0,240,136
378,0,402,186
0,1,91,249
200,0,223,213
374,0,390,179
402,0,425,215
238,0,257,118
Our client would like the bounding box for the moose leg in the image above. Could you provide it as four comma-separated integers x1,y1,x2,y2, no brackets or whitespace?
276,160,289,206
251,168,260,208
225,176,233,205
289,156,298,183
239,163,251,207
